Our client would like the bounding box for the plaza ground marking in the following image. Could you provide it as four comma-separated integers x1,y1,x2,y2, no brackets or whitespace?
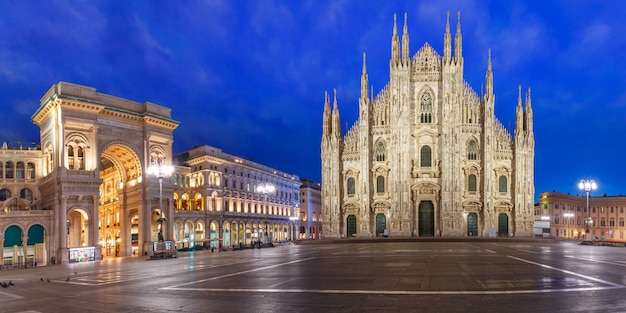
162,257,316,290
0,290,23,302
508,255,625,288
565,255,626,267
162,254,623,295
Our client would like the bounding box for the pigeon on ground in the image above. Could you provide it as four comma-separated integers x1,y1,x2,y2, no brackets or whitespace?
40,278,43,282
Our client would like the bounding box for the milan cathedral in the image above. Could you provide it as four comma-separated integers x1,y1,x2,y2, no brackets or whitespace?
321,12,535,238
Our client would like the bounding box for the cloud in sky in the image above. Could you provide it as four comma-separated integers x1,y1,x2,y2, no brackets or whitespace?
1,0,626,199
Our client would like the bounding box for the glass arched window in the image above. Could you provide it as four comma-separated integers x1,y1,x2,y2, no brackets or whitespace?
181,194,188,210
0,188,11,201
499,176,507,193
347,177,355,195
77,147,85,170
376,176,385,193
420,91,433,123
375,141,386,162
20,188,33,201
195,193,203,210
420,146,432,167
468,174,477,192
5,161,13,178
467,140,478,160
16,162,25,179
0,162,3,177
67,146,75,169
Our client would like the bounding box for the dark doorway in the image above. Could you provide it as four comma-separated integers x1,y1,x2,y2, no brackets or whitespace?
346,215,357,237
375,214,386,236
468,212,478,236
418,201,435,237
498,213,509,237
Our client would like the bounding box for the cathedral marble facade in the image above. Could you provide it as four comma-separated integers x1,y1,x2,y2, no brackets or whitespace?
321,13,535,238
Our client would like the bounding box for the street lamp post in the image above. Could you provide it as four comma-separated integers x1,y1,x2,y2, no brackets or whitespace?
258,183,275,245
148,160,174,242
578,179,597,240
563,212,574,240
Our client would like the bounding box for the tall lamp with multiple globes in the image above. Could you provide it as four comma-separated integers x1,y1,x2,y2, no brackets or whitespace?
147,159,174,242
578,179,597,240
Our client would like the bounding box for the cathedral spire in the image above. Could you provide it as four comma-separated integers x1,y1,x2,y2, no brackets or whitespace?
391,13,400,65
322,91,331,137
525,87,533,133
454,11,463,62
332,88,342,139
402,13,410,64
515,85,523,137
361,52,369,100
444,11,451,62
485,49,493,96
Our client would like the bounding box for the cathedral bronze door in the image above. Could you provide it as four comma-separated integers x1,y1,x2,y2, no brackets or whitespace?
498,213,509,237
467,212,478,236
346,215,357,237
375,214,386,236
418,201,435,237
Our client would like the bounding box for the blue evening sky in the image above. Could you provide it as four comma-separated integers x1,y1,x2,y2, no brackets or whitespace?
1,0,624,201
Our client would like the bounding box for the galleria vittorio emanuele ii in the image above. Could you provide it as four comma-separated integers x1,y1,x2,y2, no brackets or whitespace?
0,82,306,266
321,12,535,239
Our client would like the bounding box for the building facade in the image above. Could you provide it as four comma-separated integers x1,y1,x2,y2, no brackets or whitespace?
299,179,322,239
0,82,301,266
171,145,301,249
321,13,535,239
538,192,626,241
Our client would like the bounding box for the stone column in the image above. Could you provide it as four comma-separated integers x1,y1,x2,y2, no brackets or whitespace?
59,196,69,263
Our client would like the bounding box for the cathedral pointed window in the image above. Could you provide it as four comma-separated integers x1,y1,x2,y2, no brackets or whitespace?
375,141,386,162
347,177,356,195
376,176,385,193
468,174,477,192
420,146,432,167
467,140,478,160
499,176,507,193
420,91,433,123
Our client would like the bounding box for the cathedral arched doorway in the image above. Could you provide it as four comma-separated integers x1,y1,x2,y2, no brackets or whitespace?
418,201,435,237
346,215,356,237
467,213,478,236
498,213,509,237
375,214,386,237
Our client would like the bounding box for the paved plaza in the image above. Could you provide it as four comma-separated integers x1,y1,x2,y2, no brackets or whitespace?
1,239,626,312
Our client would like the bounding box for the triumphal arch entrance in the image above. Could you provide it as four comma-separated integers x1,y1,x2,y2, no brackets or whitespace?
32,82,178,263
